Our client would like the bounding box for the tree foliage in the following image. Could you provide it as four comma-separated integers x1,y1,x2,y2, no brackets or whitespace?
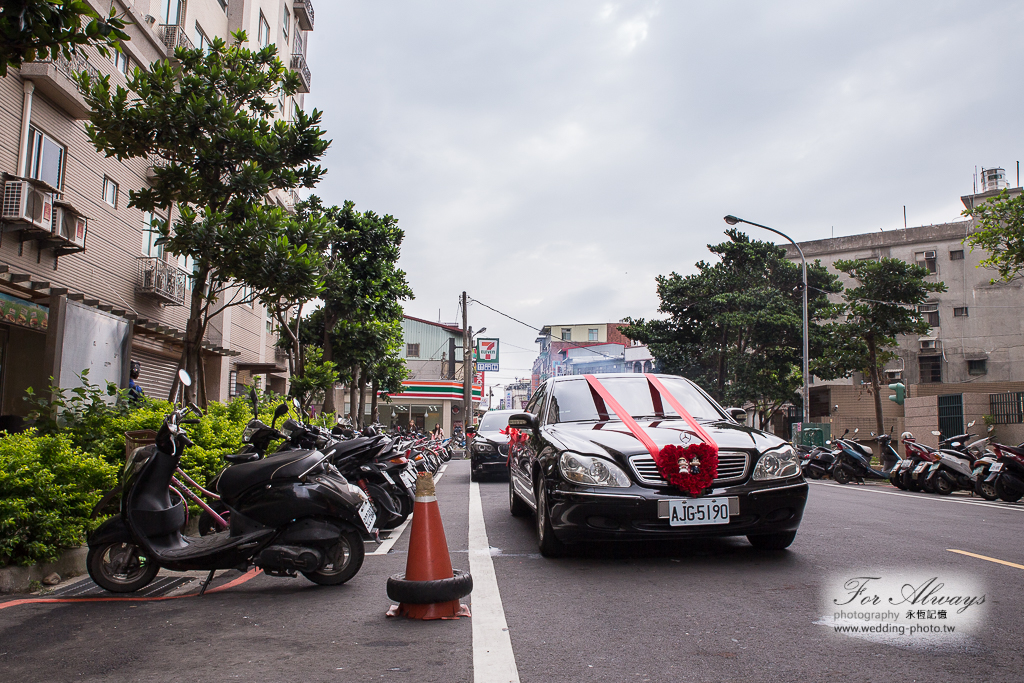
825,258,946,435
621,229,843,426
76,33,330,404
0,0,129,76
963,189,1024,282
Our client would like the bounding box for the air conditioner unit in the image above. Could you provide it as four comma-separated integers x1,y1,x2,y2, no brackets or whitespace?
51,205,87,247
2,180,53,230
920,339,936,350
885,370,903,380
924,250,936,259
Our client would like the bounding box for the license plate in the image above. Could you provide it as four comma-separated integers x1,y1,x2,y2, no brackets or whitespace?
358,499,377,532
990,462,1003,472
401,469,417,488
930,462,941,471
667,498,731,527
973,467,984,477
380,470,395,485
900,460,912,471
914,463,928,474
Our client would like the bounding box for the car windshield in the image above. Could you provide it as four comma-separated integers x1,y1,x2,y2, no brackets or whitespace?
478,412,512,432
547,377,725,424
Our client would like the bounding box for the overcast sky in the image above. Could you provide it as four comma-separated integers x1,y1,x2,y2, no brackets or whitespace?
306,1,1024,393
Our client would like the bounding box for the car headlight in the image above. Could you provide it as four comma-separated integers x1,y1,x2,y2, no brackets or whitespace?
752,444,801,481
472,442,496,453
559,452,631,487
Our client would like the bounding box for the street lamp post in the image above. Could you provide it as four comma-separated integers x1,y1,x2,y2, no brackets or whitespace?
723,215,810,426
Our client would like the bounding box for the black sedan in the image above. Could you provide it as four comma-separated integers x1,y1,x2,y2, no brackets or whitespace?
507,374,807,556
469,409,517,481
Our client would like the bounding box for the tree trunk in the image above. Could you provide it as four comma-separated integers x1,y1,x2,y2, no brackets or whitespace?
357,369,367,429
171,275,209,405
371,378,379,424
321,313,337,412
348,365,359,425
867,336,885,438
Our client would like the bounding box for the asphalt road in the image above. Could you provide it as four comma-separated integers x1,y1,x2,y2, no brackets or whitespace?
2,460,1022,682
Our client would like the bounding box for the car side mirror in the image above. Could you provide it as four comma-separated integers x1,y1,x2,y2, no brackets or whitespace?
508,413,538,431
726,407,747,422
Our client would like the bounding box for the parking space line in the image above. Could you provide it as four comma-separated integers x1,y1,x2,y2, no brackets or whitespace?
469,481,520,683
370,464,448,556
811,481,1024,512
948,549,1024,570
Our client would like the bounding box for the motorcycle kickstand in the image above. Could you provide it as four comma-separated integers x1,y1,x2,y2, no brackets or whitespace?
198,569,217,596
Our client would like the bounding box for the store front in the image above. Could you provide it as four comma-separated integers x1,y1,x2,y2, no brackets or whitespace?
372,379,482,436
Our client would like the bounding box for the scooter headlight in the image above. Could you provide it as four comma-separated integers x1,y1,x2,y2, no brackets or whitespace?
753,444,801,481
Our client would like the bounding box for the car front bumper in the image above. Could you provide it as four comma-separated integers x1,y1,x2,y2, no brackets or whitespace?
471,450,509,477
546,479,808,543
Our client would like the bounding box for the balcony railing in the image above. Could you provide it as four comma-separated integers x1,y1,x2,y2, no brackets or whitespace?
136,257,186,305
294,0,314,31
290,53,311,93
160,24,195,56
21,52,101,118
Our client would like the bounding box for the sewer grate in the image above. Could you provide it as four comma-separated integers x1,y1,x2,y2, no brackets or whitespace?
42,575,194,598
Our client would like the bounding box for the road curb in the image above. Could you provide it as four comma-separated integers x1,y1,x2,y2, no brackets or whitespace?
0,547,88,594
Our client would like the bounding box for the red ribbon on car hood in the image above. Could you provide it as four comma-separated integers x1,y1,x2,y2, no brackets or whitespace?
582,374,718,458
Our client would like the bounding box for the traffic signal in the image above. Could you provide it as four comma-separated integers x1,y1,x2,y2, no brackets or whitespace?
888,383,905,405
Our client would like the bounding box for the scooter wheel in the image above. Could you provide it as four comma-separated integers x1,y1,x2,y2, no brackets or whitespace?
994,477,1024,503
902,470,920,492
975,479,999,501
832,467,851,485
87,542,159,593
921,474,937,494
302,529,365,586
933,475,953,495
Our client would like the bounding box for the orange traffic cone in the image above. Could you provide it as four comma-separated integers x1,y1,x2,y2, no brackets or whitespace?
386,472,472,620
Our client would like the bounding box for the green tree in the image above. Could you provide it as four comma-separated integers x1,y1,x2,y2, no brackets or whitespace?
621,229,844,427
287,346,338,412
962,189,1024,282
0,0,130,76
76,33,330,404
827,258,946,436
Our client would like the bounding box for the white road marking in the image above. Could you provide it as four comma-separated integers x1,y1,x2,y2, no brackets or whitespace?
812,481,1024,512
469,481,520,683
370,464,448,556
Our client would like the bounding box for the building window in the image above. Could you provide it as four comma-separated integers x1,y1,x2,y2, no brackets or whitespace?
406,343,420,358
561,328,572,341
195,24,211,53
218,0,227,11
915,250,937,273
258,12,271,47
266,318,273,333
159,0,183,25
141,211,163,257
283,7,290,40
919,356,942,384
588,328,598,341
113,50,129,75
27,126,65,190
949,249,965,261
968,359,987,376
953,307,969,317
278,89,285,115
102,177,118,207
918,304,939,327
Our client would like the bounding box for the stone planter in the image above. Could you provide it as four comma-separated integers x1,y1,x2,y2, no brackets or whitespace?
0,547,88,594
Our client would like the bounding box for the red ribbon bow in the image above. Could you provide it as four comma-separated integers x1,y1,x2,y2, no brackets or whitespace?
583,374,720,497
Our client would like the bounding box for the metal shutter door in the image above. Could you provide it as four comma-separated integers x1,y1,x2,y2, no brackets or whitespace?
132,349,179,403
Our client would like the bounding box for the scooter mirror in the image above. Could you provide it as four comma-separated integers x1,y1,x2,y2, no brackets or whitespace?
178,369,192,387
292,397,301,411
967,420,976,428
825,440,832,445
249,386,259,419
931,431,942,436
988,425,994,433
854,428,859,434
272,402,289,428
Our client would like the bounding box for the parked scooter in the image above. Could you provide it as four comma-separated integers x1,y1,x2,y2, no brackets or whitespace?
87,371,375,593
900,436,943,492
985,442,1024,502
919,423,983,495
830,429,900,484
800,443,836,480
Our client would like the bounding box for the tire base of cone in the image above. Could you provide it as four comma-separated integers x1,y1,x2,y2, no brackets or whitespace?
384,472,471,620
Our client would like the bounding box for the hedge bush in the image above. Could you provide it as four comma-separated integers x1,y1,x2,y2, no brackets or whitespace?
0,430,118,566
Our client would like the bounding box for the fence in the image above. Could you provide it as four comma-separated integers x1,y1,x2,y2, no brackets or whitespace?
989,392,1024,424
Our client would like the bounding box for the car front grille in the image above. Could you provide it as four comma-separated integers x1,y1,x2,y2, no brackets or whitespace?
628,451,750,486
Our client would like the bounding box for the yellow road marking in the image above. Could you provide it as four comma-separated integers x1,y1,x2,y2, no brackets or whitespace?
947,549,1024,570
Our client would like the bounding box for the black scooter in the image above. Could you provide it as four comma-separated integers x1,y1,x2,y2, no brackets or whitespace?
87,372,376,593
830,429,900,484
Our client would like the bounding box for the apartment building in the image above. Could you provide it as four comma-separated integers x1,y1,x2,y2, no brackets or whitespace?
783,170,1024,443
0,0,315,423
531,322,635,393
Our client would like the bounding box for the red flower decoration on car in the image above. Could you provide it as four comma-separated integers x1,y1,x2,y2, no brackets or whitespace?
653,442,719,497
500,426,530,464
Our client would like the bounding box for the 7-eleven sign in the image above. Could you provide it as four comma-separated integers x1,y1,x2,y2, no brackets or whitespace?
476,338,499,371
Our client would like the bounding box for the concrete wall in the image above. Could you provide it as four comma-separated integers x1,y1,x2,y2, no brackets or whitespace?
904,395,939,448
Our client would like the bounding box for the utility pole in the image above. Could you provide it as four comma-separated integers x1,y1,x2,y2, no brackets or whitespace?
462,291,472,428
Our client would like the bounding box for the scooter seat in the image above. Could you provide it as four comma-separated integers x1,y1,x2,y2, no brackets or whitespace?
217,449,326,501
224,451,261,464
